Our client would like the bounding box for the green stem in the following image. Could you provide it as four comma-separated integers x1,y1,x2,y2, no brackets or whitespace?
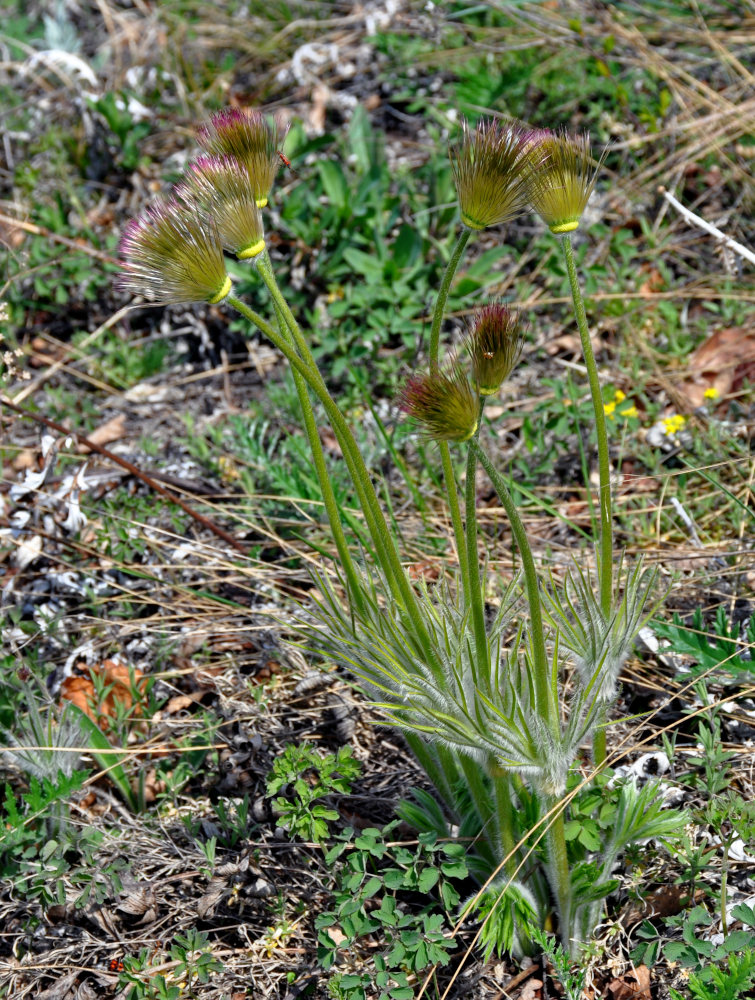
470,441,556,736
545,801,573,956
560,234,613,768
403,733,456,807
265,295,366,614
592,718,607,766
256,250,317,378
466,397,489,683
429,228,471,371
429,228,472,607
227,295,437,670
560,235,613,617
459,754,497,869
492,769,517,876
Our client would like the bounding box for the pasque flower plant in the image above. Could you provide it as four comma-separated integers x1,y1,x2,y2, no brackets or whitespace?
118,111,683,958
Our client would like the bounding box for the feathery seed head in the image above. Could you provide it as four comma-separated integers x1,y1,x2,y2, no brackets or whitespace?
466,303,524,395
399,365,478,443
181,155,265,259
196,108,287,208
118,199,230,305
526,130,602,234
450,119,537,231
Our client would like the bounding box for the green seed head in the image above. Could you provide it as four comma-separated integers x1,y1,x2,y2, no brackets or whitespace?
449,119,537,231
197,108,287,208
118,200,230,305
526,130,603,233
180,155,266,260
399,365,478,443
466,303,524,396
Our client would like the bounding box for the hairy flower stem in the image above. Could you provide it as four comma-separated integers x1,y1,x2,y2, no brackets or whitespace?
466,398,489,681
259,268,365,614
545,802,573,955
256,251,312,363
227,295,437,670
493,769,517,877
460,755,498,869
467,445,571,933
429,229,472,607
470,442,556,736
560,234,613,765
429,229,472,371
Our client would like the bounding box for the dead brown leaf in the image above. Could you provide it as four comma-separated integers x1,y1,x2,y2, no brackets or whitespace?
164,692,204,715
319,426,343,456
36,972,79,1000
28,336,70,368
61,659,147,731
519,978,543,1000
137,767,167,805
0,215,26,249
679,325,755,409
407,559,442,582
638,265,664,297
78,413,127,452
545,331,602,357
606,965,651,1000
622,884,705,924
12,448,36,471
117,882,159,923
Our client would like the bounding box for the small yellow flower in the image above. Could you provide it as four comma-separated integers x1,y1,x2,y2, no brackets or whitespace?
619,405,638,419
703,386,720,401
603,400,617,417
662,414,686,436
614,389,626,403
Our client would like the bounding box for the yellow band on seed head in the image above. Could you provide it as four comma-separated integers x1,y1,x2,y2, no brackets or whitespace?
208,275,232,304
255,197,268,209
550,221,579,233
461,213,486,231
459,420,479,442
238,238,266,260
478,386,498,397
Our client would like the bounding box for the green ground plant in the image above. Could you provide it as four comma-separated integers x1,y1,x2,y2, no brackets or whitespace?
265,743,361,844
0,686,125,908
655,610,755,684
118,928,223,1000
115,107,689,960
634,691,755,992
318,823,465,996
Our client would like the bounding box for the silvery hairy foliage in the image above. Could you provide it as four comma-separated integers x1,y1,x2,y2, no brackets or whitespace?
1,685,84,783
303,571,604,798
1,684,86,837
572,778,689,945
543,557,662,704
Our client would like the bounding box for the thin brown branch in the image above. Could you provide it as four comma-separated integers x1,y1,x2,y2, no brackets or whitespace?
0,395,249,555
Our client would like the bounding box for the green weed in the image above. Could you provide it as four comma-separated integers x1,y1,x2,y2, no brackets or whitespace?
266,743,361,844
